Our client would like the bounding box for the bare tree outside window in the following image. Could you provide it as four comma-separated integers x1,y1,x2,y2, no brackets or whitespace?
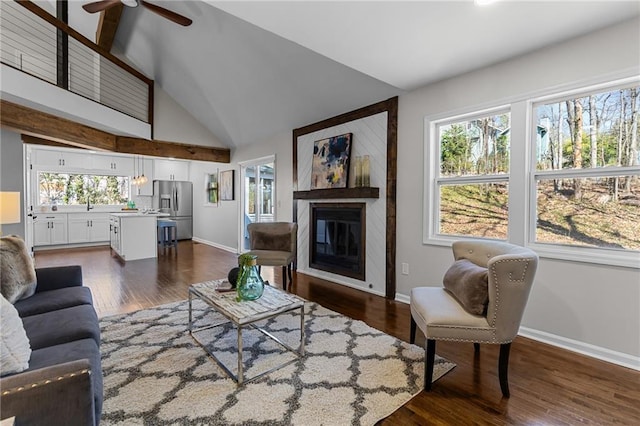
534,85,640,250
437,112,510,239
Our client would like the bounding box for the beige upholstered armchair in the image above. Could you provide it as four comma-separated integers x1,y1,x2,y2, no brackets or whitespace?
246,222,298,291
410,240,538,397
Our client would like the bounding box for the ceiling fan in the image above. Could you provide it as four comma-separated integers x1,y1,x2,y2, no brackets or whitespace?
82,0,193,27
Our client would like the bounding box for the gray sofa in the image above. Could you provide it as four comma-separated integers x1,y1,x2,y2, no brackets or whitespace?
0,265,103,426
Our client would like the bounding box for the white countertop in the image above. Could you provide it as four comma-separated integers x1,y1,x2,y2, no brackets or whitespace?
110,212,170,218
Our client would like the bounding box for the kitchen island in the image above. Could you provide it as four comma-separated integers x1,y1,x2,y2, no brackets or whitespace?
109,213,169,261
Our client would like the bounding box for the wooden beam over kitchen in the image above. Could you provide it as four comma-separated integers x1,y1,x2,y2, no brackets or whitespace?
96,4,124,51
21,135,86,150
1,100,116,150
116,137,231,163
1,100,231,163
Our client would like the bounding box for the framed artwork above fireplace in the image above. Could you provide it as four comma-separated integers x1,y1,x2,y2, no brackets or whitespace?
311,133,352,189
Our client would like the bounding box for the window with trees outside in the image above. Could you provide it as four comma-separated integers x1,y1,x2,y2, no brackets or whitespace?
434,109,510,239
533,85,639,251
38,172,130,206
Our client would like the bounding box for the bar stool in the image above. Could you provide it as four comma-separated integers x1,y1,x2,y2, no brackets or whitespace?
157,219,178,252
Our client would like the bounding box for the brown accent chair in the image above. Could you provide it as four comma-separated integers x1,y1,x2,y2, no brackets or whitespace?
246,222,297,291
410,240,538,397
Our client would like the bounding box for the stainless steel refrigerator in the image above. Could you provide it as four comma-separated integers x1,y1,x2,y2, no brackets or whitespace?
153,180,193,240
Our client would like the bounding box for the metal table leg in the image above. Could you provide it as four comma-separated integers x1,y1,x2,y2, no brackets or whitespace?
237,325,244,385
300,305,305,355
188,290,193,333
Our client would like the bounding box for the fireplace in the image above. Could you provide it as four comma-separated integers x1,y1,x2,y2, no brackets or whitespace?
309,203,365,280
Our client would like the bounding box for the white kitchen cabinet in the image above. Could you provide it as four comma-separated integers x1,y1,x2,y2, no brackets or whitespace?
68,213,110,243
109,213,158,261
154,159,189,181
32,149,87,170
91,155,134,175
133,158,154,196
91,215,110,241
109,216,121,254
33,214,67,246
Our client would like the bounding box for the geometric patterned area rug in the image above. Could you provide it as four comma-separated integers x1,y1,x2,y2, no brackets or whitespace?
99,299,455,425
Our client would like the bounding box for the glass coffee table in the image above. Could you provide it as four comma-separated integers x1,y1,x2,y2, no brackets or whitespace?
188,279,305,385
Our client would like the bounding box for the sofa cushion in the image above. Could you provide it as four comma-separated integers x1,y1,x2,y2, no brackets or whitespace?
34,265,83,293
29,338,103,421
0,236,37,303
15,286,94,318
21,305,100,350
443,259,489,316
0,294,31,376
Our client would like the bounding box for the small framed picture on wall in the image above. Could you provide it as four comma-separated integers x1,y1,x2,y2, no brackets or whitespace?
220,170,235,201
204,171,218,206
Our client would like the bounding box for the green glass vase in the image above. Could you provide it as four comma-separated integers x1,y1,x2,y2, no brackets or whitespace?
236,255,264,301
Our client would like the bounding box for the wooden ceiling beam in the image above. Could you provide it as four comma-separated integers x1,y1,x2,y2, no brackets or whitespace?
21,135,88,150
96,4,124,51
1,100,116,150
116,137,231,163
1,100,231,163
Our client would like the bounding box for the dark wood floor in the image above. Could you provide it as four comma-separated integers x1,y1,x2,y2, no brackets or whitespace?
34,242,640,425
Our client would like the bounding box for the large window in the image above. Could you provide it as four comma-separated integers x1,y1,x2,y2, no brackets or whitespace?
38,172,130,206
426,80,639,267
533,85,640,251
433,109,510,239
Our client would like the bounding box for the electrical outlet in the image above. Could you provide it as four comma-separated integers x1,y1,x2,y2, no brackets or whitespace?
402,263,409,275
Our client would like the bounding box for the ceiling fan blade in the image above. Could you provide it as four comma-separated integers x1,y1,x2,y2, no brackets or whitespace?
82,0,122,14
140,0,192,26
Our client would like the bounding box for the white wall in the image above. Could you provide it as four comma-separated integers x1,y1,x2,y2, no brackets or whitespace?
190,130,293,252
190,160,239,251
153,86,226,148
396,18,640,367
0,129,25,237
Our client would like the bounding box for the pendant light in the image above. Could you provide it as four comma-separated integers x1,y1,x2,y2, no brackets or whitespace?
139,156,147,185
132,155,137,186
132,155,140,186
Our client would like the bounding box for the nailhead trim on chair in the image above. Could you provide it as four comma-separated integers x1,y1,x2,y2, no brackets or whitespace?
427,325,508,344
1,369,91,395
431,337,514,344
489,258,531,329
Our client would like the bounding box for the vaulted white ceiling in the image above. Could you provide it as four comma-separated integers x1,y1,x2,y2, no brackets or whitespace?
75,1,640,149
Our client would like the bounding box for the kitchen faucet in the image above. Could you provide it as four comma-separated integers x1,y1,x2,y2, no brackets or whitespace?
87,197,93,211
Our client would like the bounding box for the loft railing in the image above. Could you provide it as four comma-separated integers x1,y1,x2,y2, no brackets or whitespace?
0,0,153,125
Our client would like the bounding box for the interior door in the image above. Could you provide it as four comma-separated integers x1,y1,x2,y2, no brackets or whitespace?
24,145,34,254
240,156,275,250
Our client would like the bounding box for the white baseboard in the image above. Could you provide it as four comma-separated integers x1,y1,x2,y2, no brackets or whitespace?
394,294,639,371
297,268,386,298
191,237,237,254
395,293,410,304
518,327,640,371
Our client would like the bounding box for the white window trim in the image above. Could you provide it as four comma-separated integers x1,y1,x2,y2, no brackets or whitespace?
527,80,640,269
424,105,511,245
423,77,640,269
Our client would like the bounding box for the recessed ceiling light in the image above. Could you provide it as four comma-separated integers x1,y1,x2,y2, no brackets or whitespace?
475,0,500,6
